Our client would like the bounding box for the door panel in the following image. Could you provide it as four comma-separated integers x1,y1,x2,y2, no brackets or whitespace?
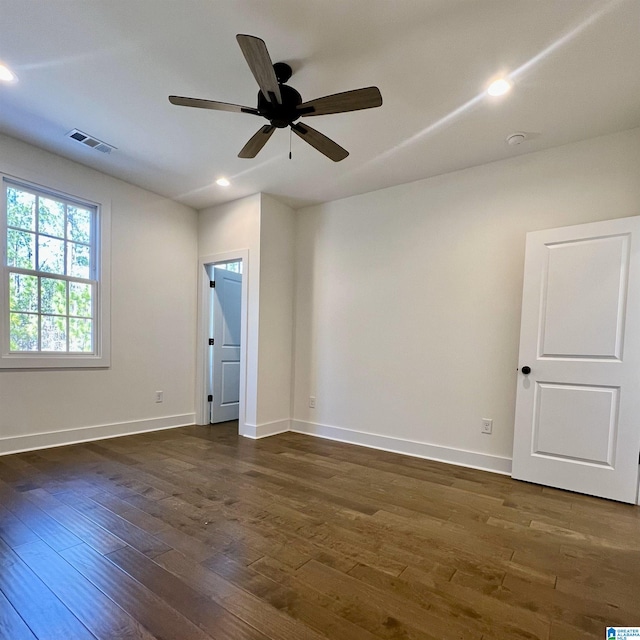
540,235,629,359
532,383,618,465
221,361,240,405
221,276,242,347
513,216,640,504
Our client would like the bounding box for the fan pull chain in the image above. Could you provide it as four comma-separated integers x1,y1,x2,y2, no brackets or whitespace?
289,128,292,160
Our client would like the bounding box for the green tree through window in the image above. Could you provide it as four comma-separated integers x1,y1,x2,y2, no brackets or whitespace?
4,181,96,354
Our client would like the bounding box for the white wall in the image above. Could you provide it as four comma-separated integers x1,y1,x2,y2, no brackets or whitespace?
5,126,639,472
197,193,295,437
0,134,198,454
292,128,640,473
198,194,261,429
256,194,295,433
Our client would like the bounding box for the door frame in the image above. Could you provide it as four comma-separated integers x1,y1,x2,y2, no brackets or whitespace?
195,250,249,428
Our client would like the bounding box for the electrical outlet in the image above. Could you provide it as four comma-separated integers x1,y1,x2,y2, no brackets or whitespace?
155,391,164,403
309,396,316,409
481,418,493,434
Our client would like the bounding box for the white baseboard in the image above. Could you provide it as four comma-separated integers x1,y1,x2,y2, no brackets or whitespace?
0,413,512,476
290,419,512,476
241,419,291,439
0,414,196,456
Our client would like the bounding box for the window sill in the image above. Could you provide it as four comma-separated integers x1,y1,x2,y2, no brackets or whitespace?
0,353,110,369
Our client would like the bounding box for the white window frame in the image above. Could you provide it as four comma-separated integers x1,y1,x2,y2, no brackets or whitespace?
0,172,111,369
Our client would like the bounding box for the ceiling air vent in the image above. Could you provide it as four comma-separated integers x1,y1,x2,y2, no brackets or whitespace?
66,129,116,154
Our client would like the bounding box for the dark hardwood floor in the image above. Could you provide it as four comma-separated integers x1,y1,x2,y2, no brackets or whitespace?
0,422,639,640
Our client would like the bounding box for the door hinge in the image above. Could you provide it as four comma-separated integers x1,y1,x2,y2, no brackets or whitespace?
207,395,213,402
210,280,215,288
209,338,214,345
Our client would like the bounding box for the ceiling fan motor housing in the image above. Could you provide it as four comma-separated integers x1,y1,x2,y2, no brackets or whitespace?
258,81,302,128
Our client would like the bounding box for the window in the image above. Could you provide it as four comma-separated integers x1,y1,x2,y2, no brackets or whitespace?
217,260,242,274
1,176,110,368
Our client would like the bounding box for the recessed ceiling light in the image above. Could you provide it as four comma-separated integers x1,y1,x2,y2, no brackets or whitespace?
215,177,230,187
487,78,511,97
0,63,17,83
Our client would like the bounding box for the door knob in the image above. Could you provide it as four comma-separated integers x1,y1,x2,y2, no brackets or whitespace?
521,366,531,375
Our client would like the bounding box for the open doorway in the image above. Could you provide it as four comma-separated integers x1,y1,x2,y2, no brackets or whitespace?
196,250,249,430
207,261,242,423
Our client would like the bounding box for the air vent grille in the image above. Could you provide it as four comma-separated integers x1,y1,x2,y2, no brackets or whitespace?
66,129,116,154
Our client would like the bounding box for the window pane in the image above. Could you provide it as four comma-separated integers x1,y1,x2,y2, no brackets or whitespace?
67,242,91,279
6,229,35,269
41,277,67,315
38,197,65,238
10,313,39,351
9,273,38,312
69,282,92,318
67,206,92,244
38,235,65,274
7,188,36,231
219,261,242,273
69,318,92,352
41,315,67,351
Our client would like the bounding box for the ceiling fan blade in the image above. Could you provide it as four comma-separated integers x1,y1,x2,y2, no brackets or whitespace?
291,123,349,162
236,34,282,105
297,87,382,117
238,125,276,158
168,95,260,115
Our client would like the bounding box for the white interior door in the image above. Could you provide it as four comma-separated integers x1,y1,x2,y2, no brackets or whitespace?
512,216,640,504
210,267,242,424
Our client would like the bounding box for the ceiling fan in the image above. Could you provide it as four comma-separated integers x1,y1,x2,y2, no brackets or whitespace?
169,34,383,162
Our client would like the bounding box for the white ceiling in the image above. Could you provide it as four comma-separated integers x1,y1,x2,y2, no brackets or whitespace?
1,0,639,210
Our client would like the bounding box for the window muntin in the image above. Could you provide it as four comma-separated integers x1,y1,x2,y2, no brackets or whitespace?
3,180,98,356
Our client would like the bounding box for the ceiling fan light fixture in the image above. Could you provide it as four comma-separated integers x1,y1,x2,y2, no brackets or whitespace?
169,34,382,162
216,177,230,187
487,78,511,97
0,63,17,83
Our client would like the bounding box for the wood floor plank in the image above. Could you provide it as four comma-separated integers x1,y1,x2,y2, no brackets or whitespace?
116,492,262,562
348,562,549,639
106,545,273,640
59,543,215,640
499,573,626,635
21,488,127,555
203,552,381,640
0,588,38,640
296,558,480,640
1,422,639,640
0,538,96,640
55,492,172,558
0,458,33,485
154,548,329,640
0,504,40,549
13,540,157,640
85,490,171,534
0,481,82,551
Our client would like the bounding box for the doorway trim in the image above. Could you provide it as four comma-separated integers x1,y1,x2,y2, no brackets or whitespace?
196,249,249,429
